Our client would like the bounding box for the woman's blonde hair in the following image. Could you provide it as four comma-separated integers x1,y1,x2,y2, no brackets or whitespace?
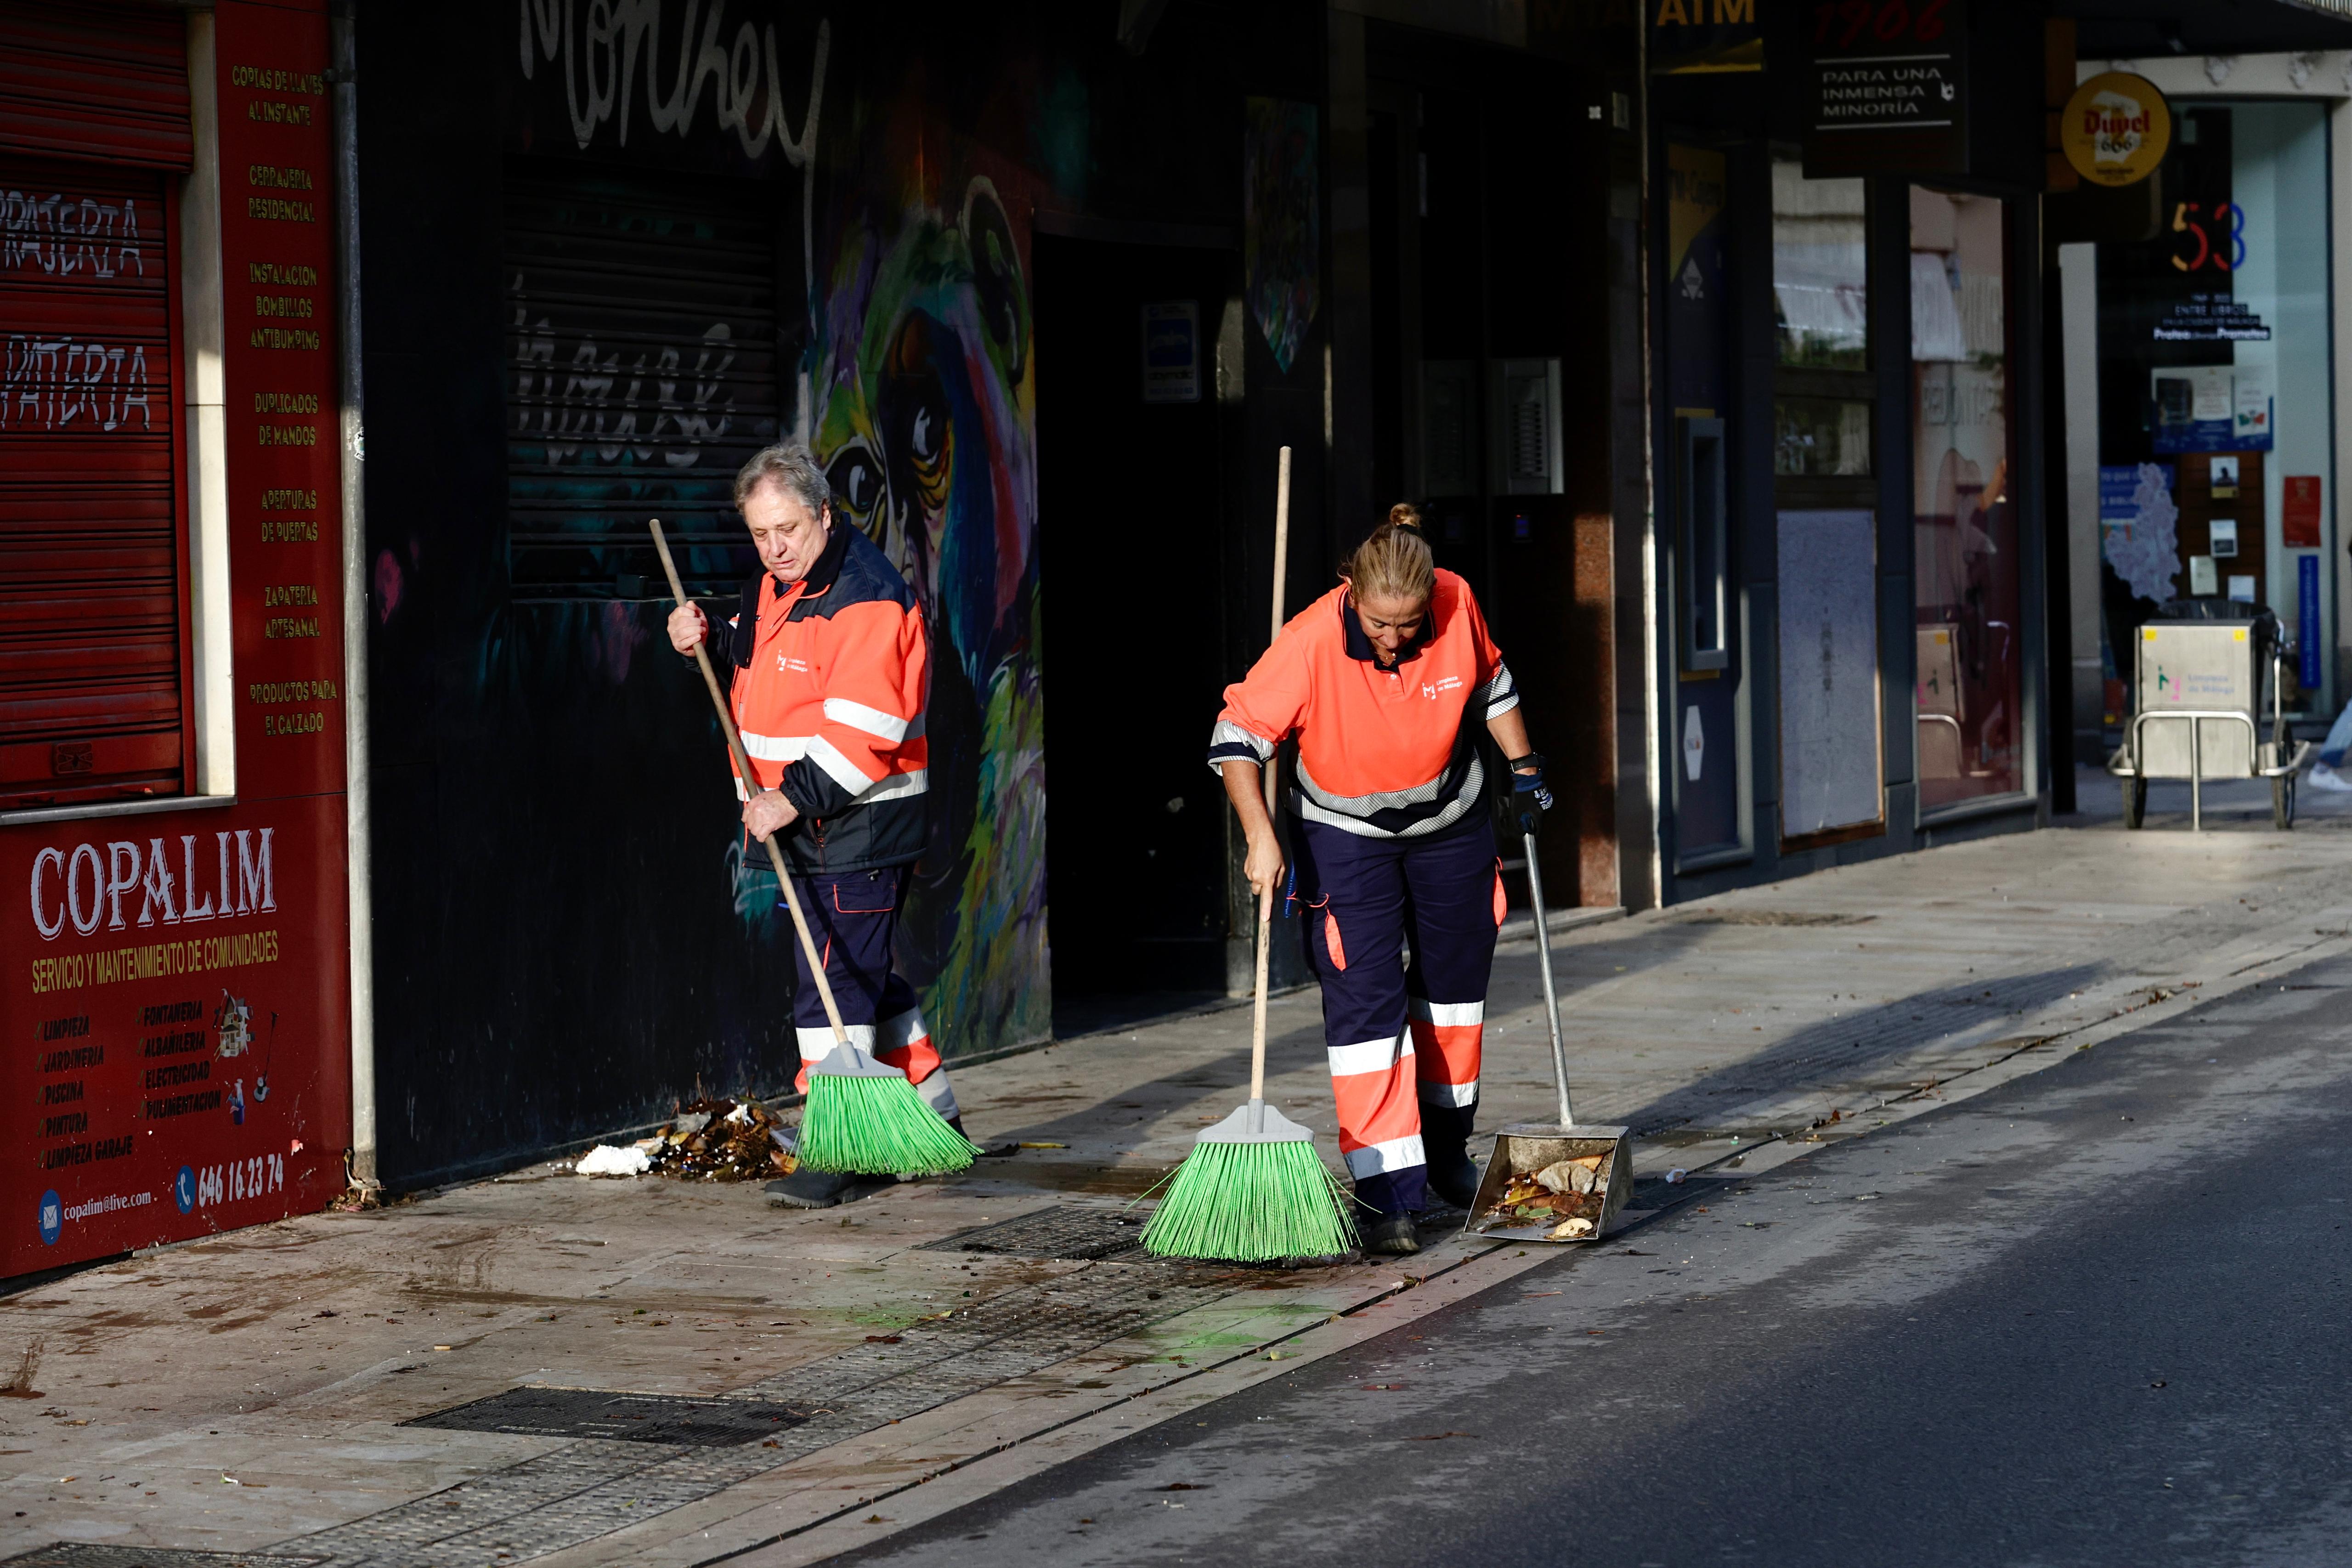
1339,503,1436,605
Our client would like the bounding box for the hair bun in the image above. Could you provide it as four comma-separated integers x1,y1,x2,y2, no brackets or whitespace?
1387,502,1423,531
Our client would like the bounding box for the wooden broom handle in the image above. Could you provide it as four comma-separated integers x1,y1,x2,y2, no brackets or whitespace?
1248,446,1292,1105
650,521,848,1045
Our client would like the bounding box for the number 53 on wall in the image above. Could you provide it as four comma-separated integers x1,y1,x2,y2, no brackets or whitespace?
2172,202,2248,272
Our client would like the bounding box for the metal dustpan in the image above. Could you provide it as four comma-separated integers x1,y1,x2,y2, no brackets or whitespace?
1464,830,1630,1245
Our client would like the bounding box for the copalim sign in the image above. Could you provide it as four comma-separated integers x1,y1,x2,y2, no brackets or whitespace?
2062,72,2171,188
29,830,277,942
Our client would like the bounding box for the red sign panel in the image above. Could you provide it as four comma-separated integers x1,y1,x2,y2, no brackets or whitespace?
0,0,349,1277
2283,474,2323,549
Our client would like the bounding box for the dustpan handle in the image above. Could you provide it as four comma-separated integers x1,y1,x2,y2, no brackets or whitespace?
1523,829,1574,1127
652,521,849,1046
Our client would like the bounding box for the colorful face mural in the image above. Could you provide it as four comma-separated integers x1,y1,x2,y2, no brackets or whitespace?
806,175,1048,1058
1244,96,1320,376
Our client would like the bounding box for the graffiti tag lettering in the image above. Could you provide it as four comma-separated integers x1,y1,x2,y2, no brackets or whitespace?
0,188,144,279
517,0,828,166
1,338,153,433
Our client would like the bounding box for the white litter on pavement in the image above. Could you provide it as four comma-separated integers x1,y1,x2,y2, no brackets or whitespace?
575,1144,652,1177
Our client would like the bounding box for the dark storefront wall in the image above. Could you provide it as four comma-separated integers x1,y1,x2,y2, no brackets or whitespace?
1032,231,1239,1026
358,0,1328,1185
1350,17,1640,913
1647,9,2054,906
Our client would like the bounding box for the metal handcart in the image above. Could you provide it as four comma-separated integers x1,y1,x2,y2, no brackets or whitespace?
2107,602,2312,832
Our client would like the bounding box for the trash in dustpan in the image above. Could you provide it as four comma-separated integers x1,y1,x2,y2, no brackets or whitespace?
1465,1126,1631,1243
1462,826,1631,1244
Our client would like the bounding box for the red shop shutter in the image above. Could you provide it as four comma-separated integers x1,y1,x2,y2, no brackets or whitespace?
0,2,192,172
0,158,185,808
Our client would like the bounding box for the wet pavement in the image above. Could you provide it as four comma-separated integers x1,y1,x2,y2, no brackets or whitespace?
6,790,2352,1566
830,947,2352,1568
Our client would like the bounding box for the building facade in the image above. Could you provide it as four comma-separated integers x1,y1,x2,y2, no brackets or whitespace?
0,0,355,1274
12,0,2352,1267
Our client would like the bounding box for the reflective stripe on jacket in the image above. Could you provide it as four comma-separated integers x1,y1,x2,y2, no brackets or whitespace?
727,522,929,873
1206,570,1516,838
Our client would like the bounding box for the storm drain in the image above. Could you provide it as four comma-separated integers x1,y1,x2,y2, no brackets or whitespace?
917,1203,1150,1260
403,1387,808,1446
0,1549,321,1567
283,1263,1227,1568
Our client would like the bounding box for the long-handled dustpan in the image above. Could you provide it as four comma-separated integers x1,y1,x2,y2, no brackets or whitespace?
1463,831,1629,1243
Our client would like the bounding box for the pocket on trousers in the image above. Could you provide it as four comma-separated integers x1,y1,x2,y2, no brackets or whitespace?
1323,908,1348,971
1492,860,1507,928
832,870,895,915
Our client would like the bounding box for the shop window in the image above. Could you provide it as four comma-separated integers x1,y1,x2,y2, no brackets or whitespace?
2092,102,2333,718
1772,159,1870,478
1772,156,1881,844
1911,186,2018,809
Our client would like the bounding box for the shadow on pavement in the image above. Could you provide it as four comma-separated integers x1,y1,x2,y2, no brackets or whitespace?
1617,961,2108,1137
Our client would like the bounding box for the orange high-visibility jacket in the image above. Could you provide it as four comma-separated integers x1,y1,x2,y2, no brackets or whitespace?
725,522,929,872
1207,570,1516,837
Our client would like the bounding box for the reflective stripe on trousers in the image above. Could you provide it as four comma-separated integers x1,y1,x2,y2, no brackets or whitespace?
1292,815,1501,1216
732,852,958,1121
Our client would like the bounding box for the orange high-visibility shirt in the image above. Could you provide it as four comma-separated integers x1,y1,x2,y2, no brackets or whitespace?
1207,570,1517,838
725,523,930,872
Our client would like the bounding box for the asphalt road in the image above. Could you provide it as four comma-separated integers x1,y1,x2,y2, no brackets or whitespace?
825,951,2352,1568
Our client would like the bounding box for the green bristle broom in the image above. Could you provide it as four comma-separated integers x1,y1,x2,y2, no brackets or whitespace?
652,521,977,1178
1142,448,1355,1263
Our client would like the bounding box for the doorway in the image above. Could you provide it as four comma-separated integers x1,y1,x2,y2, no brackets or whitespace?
1035,234,1237,1036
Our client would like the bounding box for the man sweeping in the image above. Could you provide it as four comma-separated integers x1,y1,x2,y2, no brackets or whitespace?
667,443,964,1209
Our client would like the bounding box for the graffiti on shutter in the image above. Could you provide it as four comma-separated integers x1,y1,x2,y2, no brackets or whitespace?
505,164,786,600
0,158,184,809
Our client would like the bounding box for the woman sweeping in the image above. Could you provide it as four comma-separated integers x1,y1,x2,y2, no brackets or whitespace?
1208,505,1552,1257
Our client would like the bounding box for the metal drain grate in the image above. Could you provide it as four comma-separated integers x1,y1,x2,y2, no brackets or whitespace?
291,1266,1226,1568
917,1204,1150,1260
0,1550,322,1568
402,1387,807,1446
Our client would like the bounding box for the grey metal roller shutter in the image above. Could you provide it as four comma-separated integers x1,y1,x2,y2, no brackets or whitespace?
504,160,783,600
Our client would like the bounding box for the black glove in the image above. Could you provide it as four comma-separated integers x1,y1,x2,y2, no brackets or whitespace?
1508,753,1553,838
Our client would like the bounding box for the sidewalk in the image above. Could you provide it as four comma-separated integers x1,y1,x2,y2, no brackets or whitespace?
10,791,2352,1567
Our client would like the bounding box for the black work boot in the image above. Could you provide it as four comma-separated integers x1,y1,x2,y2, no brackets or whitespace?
1426,1144,1480,1210
765,1166,872,1209
1421,1101,1482,1209
1361,1213,1421,1256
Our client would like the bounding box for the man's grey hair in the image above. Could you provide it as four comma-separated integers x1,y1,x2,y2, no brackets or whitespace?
734,442,831,515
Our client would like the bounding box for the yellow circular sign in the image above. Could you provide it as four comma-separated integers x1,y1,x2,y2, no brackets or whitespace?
2062,73,2172,187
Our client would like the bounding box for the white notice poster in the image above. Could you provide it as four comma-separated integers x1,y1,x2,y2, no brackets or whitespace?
2191,366,2233,423
1777,509,1883,839
2233,367,2270,443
